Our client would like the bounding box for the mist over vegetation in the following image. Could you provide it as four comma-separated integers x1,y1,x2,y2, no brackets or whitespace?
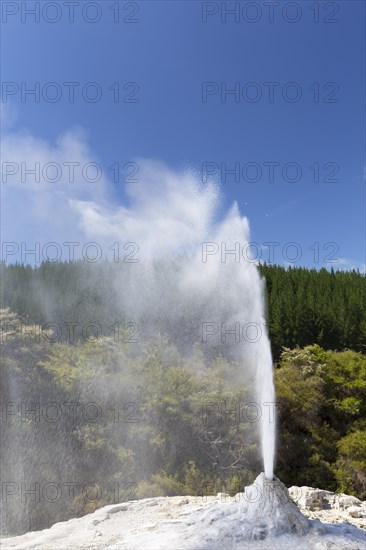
1,262,365,360
1,262,365,535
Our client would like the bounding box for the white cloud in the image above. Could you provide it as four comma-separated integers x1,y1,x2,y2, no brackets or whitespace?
336,258,366,273
1,122,112,251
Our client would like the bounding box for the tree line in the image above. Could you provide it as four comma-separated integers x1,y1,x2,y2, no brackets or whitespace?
1,261,365,360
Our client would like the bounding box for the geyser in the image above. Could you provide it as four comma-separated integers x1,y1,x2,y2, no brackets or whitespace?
2,161,278,536
75,161,277,480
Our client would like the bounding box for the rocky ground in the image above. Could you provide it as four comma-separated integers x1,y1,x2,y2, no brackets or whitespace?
2,480,366,550
288,484,366,530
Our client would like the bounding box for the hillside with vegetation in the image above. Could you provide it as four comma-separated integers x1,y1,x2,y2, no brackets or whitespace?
1,294,365,534
1,262,365,361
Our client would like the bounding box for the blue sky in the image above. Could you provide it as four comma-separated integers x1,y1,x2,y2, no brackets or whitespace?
1,0,365,270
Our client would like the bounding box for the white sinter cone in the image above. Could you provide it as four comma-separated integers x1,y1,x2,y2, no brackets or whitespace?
239,473,310,541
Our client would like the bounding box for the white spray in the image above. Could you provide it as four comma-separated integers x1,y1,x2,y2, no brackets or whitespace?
73,160,276,479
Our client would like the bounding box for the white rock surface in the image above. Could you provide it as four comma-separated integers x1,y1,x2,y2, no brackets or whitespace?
348,506,366,519
1,476,365,550
289,484,366,528
288,486,335,511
